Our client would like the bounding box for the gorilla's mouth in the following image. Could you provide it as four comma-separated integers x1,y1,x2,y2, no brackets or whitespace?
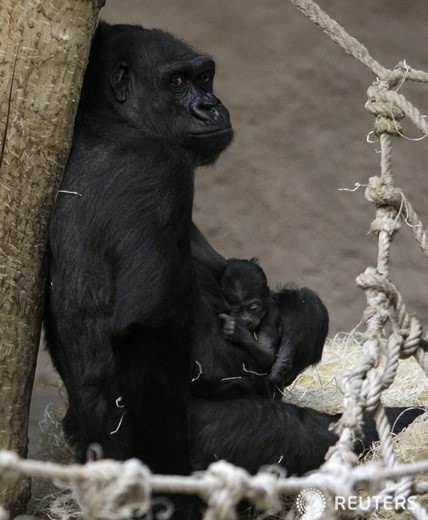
185,128,233,158
187,127,232,138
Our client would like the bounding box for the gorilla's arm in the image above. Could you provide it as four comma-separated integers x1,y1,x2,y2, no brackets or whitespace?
268,286,329,387
190,222,227,277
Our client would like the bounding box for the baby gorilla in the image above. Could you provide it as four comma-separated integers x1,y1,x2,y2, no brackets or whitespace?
219,259,328,387
219,259,278,369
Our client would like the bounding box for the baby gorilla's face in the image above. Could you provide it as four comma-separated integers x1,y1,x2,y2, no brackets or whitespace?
229,297,267,332
220,259,270,332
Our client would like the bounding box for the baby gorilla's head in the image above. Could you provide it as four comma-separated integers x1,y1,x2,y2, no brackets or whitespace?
220,258,270,331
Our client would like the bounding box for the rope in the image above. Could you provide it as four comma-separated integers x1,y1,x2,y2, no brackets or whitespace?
288,1,428,519
1,451,428,519
288,0,428,86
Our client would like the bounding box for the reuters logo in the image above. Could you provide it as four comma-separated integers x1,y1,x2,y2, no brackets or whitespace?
296,488,326,516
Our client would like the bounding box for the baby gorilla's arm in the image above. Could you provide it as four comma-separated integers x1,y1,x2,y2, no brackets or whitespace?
219,314,275,368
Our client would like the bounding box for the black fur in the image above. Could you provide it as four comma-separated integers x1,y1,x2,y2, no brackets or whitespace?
45,21,232,475
189,400,424,475
269,284,329,387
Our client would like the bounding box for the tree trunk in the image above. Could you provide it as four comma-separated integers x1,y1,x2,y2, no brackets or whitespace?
0,1,105,515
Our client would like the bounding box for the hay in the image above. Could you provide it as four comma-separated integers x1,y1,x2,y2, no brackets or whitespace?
285,332,428,413
27,387,80,519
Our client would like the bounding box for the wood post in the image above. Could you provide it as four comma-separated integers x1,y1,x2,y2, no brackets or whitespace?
0,1,105,514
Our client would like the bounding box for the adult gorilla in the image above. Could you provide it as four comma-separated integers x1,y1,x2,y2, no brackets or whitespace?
45,21,420,495
45,21,232,475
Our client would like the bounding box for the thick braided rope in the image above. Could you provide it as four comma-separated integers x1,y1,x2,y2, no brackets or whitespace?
375,134,396,274
372,405,416,520
2,451,428,520
200,461,282,520
288,2,428,518
366,86,428,136
289,0,428,388
361,130,428,374
359,88,426,520
365,176,428,257
288,0,388,79
288,0,428,86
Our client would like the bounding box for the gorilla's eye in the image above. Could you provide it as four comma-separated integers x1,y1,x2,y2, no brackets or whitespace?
249,304,260,313
169,74,185,88
198,71,212,83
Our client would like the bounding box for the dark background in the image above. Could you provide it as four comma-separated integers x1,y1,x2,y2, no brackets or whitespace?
32,1,428,440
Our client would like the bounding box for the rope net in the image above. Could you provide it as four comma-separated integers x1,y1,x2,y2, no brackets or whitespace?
1,0,428,518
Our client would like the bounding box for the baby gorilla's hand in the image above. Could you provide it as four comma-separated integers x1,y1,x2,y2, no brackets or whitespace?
219,313,250,345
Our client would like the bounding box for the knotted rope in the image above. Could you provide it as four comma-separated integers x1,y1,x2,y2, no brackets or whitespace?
288,1,428,518
2,450,428,520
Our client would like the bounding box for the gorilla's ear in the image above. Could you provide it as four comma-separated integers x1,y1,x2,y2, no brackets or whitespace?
111,62,130,102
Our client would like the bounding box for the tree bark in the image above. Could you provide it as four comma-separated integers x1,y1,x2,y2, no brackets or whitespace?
0,1,105,515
